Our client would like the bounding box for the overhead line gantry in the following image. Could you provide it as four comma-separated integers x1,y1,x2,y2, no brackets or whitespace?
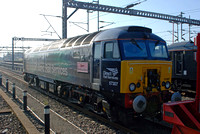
11,37,58,70
62,0,200,38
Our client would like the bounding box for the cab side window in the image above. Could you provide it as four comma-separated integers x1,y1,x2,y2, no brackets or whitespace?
94,42,101,59
104,42,120,59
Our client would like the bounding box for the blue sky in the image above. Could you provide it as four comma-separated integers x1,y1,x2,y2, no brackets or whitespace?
0,0,200,53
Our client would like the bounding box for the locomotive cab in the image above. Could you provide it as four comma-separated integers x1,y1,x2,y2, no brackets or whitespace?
91,27,172,119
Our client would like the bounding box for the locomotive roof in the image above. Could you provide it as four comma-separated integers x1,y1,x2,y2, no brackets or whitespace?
168,41,197,51
25,26,164,53
93,26,165,42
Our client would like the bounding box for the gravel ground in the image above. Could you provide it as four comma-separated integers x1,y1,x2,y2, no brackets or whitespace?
1,89,45,133
0,94,26,134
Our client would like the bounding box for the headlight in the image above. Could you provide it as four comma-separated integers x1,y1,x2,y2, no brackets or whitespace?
162,81,165,86
129,83,136,92
165,81,170,89
136,82,141,88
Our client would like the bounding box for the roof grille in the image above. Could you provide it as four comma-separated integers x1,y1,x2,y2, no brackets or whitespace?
127,26,152,33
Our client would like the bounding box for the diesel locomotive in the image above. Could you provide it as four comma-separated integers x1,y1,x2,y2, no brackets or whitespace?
23,26,175,123
168,41,197,91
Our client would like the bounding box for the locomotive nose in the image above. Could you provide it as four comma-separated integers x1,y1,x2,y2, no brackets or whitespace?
144,69,161,92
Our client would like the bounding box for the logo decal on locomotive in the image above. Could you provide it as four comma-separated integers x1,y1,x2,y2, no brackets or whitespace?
77,62,88,73
103,68,118,80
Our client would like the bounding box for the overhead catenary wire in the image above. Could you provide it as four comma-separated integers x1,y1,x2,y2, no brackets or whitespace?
70,0,148,26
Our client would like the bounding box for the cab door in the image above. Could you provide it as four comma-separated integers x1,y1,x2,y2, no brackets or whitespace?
101,41,121,93
92,42,101,90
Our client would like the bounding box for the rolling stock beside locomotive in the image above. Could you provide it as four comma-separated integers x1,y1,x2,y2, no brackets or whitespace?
168,41,197,91
23,26,174,123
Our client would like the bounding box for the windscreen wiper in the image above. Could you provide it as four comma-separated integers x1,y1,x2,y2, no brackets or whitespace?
155,40,160,46
131,39,142,50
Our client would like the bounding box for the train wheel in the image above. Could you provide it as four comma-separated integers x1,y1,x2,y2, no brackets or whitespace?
60,86,71,99
35,77,40,87
23,74,28,81
107,106,118,122
28,78,34,86
102,100,118,122
118,109,132,126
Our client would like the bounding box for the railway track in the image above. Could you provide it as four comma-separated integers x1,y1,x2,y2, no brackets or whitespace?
0,61,23,72
0,66,173,134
